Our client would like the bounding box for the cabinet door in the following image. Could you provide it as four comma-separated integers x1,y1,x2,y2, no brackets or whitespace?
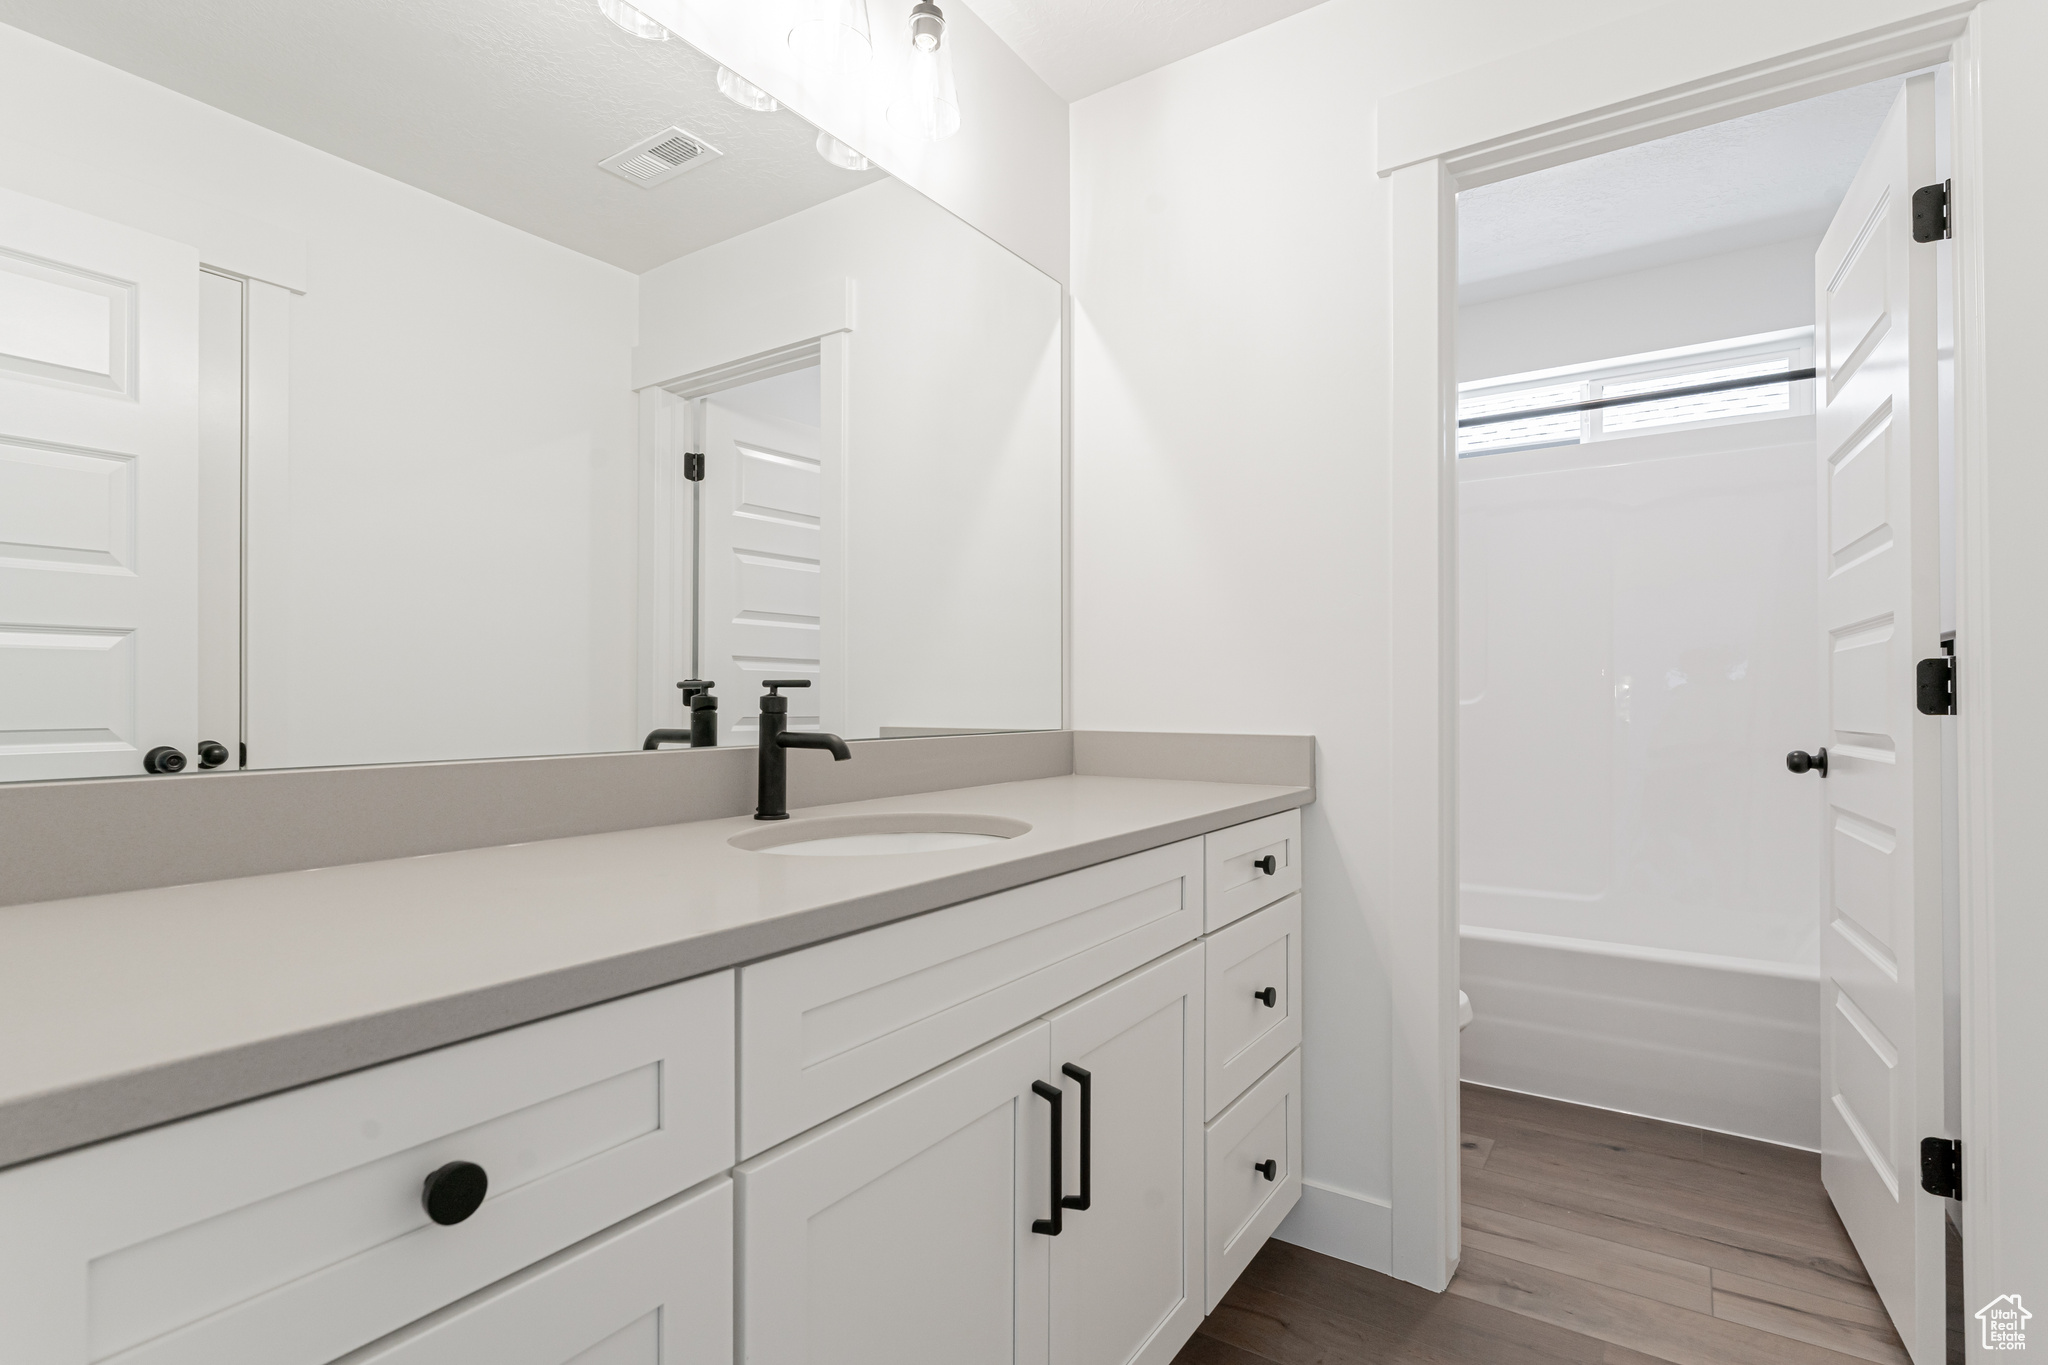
336,1177,732,1365
737,1024,1053,1365
1045,947,1204,1365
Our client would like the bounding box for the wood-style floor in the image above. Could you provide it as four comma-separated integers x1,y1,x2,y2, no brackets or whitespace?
1173,1083,1923,1365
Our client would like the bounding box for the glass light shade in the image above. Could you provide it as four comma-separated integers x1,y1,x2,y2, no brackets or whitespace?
597,0,669,40
890,37,960,140
717,66,780,112
815,131,871,171
788,0,872,73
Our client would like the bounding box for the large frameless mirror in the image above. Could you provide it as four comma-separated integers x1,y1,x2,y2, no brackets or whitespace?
0,0,1061,781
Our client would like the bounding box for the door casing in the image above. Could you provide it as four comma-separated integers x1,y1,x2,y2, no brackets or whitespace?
1378,0,1992,1306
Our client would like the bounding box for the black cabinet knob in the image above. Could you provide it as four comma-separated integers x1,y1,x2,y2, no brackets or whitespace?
1785,748,1829,777
1255,986,1278,1008
422,1160,489,1226
142,746,187,774
196,740,231,769
1255,1159,1278,1182
1253,855,1277,876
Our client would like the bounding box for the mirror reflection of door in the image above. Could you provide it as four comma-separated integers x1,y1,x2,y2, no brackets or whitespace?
695,364,843,745
0,188,199,781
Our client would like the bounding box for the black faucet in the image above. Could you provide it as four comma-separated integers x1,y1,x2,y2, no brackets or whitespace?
644,680,718,750
755,679,851,820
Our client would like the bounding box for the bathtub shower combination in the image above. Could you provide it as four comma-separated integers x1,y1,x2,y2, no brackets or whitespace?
1458,415,1824,1148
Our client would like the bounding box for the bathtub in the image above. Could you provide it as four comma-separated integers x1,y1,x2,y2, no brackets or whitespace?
1459,926,1820,1148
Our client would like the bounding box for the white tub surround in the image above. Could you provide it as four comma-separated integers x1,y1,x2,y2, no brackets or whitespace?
0,765,1310,1172
1457,415,1824,1145
1459,931,1821,1149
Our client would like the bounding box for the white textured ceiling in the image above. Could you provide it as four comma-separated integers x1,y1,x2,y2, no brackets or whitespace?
1458,76,1908,303
0,0,884,272
962,0,1327,101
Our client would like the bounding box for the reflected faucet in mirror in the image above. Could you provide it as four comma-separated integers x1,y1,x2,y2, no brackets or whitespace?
643,681,719,750
755,680,851,820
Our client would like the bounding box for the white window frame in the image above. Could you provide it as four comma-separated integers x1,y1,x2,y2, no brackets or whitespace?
1456,326,1816,456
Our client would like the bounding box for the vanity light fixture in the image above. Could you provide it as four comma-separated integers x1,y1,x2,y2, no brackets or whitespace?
815,131,871,171
717,66,780,112
789,0,873,73
597,0,669,40
889,0,959,140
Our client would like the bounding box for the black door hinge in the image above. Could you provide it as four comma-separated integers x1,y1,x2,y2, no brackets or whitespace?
1916,648,1955,716
683,451,706,482
1912,180,1952,243
1921,1136,1961,1199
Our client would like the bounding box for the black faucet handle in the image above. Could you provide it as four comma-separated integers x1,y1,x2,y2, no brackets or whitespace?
763,679,811,694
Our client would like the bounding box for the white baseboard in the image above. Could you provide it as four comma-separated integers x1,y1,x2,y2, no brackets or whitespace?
1273,1178,1393,1274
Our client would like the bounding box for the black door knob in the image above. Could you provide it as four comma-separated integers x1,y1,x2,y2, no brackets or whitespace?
1253,855,1277,875
196,740,231,769
142,746,187,774
1255,1159,1278,1182
422,1160,489,1225
1786,748,1829,777
1255,987,1278,1008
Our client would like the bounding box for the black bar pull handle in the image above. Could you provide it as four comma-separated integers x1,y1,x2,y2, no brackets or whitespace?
1060,1064,1092,1212
1253,854,1277,875
1255,1159,1278,1182
1031,1080,1063,1236
1255,986,1278,1008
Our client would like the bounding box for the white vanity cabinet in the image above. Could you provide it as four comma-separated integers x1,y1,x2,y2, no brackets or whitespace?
0,973,735,1365
736,945,1205,1365
735,1023,1054,1365
335,1177,734,1365
1045,945,1205,1365
0,804,1307,1365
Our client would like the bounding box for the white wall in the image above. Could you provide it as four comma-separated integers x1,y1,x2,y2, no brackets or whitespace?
0,22,642,771
639,178,1063,738
1070,0,1673,1277
1458,236,1816,381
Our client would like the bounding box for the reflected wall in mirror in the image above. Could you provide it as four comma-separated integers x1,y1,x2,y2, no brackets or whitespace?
0,0,1061,782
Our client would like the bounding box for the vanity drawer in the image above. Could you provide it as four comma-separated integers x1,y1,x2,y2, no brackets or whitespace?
335,1176,732,1365
1204,1049,1301,1313
1203,810,1301,931
739,838,1202,1157
0,972,735,1365
1204,894,1302,1118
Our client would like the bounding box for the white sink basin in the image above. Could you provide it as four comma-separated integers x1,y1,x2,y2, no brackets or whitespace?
730,812,1031,857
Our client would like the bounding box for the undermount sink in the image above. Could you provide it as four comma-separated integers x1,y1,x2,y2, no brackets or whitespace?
729,812,1032,857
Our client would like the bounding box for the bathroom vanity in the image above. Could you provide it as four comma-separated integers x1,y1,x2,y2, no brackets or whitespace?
0,775,1307,1365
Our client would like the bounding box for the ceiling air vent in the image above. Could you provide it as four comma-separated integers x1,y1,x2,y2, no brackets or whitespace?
599,127,722,187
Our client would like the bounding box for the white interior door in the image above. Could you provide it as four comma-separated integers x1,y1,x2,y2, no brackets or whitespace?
0,187,199,781
697,367,842,743
1812,73,1945,1365
1045,947,1204,1365
735,1022,1052,1365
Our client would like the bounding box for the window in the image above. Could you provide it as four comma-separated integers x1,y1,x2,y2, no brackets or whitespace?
1457,329,1814,457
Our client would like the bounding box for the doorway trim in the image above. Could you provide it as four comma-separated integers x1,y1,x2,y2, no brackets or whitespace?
1377,0,1988,1299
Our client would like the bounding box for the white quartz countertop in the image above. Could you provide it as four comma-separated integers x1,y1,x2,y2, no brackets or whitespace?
0,773,1308,1169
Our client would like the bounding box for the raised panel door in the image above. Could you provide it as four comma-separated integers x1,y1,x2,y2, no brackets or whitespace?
0,187,199,779
1044,946,1204,1365
736,1023,1053,1365
1811,74,1945,1365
